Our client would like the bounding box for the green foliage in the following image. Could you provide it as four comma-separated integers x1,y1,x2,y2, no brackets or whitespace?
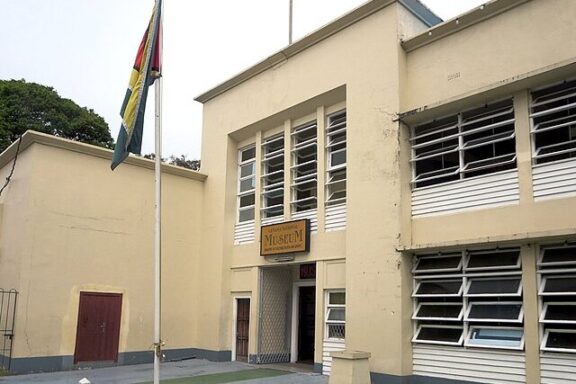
0,79,114,152
144,153,201,171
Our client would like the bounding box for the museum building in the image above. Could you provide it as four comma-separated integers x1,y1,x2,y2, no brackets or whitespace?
1,0,576,383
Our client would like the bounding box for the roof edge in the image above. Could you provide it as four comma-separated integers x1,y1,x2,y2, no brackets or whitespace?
195,0,441,104
401,0,532,52
0,130,207,182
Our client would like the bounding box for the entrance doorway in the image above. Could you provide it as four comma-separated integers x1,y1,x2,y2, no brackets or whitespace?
74,292,122,364
235,298,250,362
297,286,315,363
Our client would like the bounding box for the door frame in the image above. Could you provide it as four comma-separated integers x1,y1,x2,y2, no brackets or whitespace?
231,295,251,362
290,281,315,363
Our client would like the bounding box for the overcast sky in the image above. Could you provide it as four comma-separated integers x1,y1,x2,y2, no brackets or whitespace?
1,0,486,160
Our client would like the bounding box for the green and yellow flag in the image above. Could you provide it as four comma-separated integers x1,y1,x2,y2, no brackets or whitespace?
111,1,162,170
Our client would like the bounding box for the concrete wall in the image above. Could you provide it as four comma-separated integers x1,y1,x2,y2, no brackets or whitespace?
0,136,206,371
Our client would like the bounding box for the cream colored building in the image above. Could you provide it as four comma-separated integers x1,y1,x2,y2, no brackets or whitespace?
2,0,576,383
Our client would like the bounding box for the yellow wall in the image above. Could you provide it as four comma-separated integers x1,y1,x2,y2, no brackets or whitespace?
2,140,205,359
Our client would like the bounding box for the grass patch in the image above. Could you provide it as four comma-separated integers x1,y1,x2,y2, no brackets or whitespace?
140,368,291,384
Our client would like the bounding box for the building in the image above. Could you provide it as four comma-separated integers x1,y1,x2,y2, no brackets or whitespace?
1,0,576,383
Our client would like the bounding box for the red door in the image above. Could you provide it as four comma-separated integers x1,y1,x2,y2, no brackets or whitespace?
235,299,250,362
74,292,122,363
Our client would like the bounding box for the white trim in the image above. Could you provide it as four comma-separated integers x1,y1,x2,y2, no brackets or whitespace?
412,324,464,346
541,328,576,353
412,302,464,321
464,276,523,297
412,254,463,274
539,275,576,295
464,301,524,323
231,295,251,362
464,326,525,350
540,302,576,324
290,281,315,363
412,279,464,298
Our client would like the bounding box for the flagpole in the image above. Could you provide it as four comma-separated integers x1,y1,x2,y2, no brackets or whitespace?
153,1,163,383
289,0,293,44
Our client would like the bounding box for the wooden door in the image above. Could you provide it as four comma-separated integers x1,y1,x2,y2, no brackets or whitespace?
74,292,122,364
298,286,316,363
235,298,250,362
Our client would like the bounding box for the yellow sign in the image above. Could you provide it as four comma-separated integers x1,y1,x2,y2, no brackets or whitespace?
260,219,310,256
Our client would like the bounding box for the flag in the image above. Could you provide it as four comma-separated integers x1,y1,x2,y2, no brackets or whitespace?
111,1,162,170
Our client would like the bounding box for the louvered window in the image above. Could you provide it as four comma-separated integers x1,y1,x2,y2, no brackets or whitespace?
261,134,284,219
412,248,524,350
538,242,576,353
411,99,516,188
291,121,317,212
531,79,576,164
325,291,345,340
237,146,256,222
326,111,347,206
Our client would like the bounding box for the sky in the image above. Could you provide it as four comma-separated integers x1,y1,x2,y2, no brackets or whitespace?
1,0,487,160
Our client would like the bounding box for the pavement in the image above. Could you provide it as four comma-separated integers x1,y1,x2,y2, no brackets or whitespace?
0,359,328,384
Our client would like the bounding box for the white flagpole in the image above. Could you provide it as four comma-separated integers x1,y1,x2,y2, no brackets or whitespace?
289,0,293,44
153,1,163,383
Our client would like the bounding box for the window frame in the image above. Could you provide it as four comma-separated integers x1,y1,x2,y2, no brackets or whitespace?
464,301,524,323
237,145,256,223
326,110,347,206
291,121,318,213
412,302,464,322
539,302,576,324
539,275,576,296
464,326,524,350
325,290,346,341
464,276,523,298
412,254,463,274
260,134,285,219
464,249,521,272
412,278,464,298
412,324,464,346
540,328,576,353
538,244,576,268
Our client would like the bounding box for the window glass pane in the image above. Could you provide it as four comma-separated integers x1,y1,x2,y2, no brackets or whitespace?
415,255,461,272
331,150,346,167
329,292,345,305
543,277,576,293
546,331,576,350
417,327,462,343
239,194,255,208
468,303,522,321
467,278,521,295
241,147,255,162
468,328,523,348
416,304,462,319
239,208,254,222
416,280,462,296
328,324,345,339
542,246,576,264
240,163,255,178
545,304,576,322
240,177,255,192
328,308,345,321
466,250,519,269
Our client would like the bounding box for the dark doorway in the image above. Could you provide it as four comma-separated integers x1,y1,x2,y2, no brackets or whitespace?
235,298,250,362
297,286,315,363
74,292,122,364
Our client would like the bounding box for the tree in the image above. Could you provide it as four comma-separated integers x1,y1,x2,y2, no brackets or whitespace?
0,79,114,152
143,153,201,171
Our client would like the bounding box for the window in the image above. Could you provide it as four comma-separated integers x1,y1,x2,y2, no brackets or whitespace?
325,291,345,339
326,111,346,206
261,135,284,219
237,146,256,222
530,79,576,164
411,99,516,188
538,242,576,353
412,248,524,350
291,121,317,212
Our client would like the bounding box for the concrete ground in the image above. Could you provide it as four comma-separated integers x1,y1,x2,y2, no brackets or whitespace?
0,359,328,384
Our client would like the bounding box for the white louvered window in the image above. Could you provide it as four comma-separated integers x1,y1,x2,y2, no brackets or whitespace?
411,99,516,188
538,242,576,353
325,291,345,340
291,121,317,213
261,134,284,220
326,111,346,206
412,248,524,350
531,80,576,164
237,146,256,223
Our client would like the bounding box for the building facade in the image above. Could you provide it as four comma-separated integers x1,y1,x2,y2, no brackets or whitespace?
2,0,576,383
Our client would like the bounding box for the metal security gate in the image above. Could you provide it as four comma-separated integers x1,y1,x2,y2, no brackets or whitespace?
256,268,292,364
0,289,17,372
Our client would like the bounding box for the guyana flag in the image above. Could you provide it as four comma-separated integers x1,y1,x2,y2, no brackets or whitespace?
111,1,162,170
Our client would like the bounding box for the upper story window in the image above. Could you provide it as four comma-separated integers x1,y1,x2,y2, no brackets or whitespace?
530,79,576,164
237,146,256,223
411,99,516,188
326,111,347,206
291,121,318,212
261,135,284,219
